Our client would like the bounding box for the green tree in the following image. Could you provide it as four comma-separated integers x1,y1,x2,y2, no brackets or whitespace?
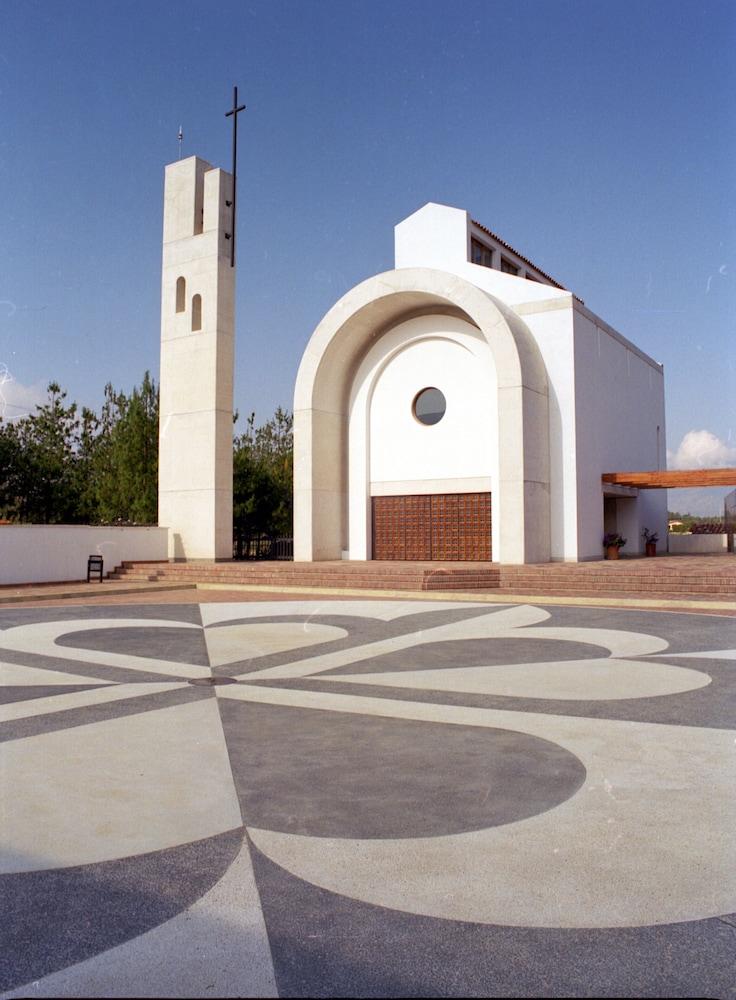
0,374,160,526
0,417,23,520
92,372,159,524
73,405,102,523
233,407,293,552
2,382,82,523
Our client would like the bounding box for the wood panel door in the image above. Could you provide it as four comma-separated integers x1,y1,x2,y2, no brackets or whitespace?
371,492,492,561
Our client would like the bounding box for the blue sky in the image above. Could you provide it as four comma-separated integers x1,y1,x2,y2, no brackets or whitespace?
1,0,734,512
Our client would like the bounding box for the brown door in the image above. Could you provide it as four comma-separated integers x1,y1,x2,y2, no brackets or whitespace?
371,492,492,561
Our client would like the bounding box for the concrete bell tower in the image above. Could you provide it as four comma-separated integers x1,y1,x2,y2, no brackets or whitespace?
158,156,234,560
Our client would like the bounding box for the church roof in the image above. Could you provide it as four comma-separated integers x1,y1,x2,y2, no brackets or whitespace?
471,218,568,292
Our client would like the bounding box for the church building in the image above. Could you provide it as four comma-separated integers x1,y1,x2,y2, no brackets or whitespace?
293,202,668,564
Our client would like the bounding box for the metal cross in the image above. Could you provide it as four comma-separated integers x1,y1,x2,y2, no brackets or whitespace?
225,85,246,268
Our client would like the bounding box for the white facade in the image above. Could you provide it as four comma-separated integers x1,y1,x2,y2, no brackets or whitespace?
158,157,234,560
294,202,668,563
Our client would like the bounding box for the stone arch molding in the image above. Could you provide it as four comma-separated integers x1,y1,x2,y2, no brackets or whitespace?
293,268,551,564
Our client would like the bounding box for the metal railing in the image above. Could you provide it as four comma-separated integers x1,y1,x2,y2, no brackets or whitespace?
233,533,293,561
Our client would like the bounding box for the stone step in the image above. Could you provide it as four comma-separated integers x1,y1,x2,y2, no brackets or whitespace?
497,581,734,594
498,573,735,585
110,559,734,598
109,564,501,592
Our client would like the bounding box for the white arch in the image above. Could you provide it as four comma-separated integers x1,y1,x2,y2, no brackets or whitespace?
293,267,550,564
349,317,498,560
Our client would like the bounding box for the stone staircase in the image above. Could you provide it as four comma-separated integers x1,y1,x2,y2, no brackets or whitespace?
107,560,502,592
497,556,736,598
108,555,735,600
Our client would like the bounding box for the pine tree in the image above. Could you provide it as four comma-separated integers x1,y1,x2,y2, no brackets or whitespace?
233,408,293,552
8,383,82,523
92,372,159,524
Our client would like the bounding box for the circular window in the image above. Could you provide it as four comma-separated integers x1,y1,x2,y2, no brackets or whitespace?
413,387,446,425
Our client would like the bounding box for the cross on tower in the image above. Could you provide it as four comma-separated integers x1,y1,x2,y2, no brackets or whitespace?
225,85,246,268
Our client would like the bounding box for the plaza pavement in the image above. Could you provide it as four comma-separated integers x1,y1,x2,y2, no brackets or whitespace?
1,590,735,997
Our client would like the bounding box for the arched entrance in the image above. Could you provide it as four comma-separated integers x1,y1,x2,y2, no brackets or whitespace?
293,268,551,564
349,314,498,560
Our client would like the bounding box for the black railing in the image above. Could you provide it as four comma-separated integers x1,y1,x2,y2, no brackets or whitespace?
233,533,293,560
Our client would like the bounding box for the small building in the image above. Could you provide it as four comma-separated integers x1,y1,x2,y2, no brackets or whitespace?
293,203,668,564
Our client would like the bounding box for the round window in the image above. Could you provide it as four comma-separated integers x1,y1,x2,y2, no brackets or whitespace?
413,387,446,425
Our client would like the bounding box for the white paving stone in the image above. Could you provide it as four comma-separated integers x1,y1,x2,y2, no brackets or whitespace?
327,657,711,700
2,698,242,873
1,836,277,999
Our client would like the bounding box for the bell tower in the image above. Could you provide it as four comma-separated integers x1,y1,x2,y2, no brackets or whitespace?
158,156,234,560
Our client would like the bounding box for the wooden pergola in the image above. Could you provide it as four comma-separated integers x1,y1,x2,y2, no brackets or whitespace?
602,469,736,489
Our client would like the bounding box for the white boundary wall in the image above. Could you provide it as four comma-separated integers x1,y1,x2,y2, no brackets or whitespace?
668,533,728,554
0,526,169,585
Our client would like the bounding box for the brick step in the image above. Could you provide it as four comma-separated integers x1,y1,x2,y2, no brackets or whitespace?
110,578,501,592
500,571,736,582
496,585,734,596
500,566,736,580
114,563,501,579
498,572,736,583
118,560,495,573
497,580,734,594
493,589,725,602
109,565,501,592
110,560,733,598
113,568,498,580
498,572,735,585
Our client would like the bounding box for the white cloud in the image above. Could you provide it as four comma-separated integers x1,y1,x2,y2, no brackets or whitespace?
667,429,736,470
0,367,47,421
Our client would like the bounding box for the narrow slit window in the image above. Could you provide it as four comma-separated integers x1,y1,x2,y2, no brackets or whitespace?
191,294,202,331
175,277,186,313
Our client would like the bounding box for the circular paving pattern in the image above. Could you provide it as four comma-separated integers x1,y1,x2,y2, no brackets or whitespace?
1,598,735,998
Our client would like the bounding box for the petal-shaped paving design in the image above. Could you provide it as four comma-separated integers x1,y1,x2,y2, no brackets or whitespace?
1,599,734,998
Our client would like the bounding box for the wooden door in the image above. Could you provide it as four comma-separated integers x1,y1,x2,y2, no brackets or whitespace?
371,492,492,561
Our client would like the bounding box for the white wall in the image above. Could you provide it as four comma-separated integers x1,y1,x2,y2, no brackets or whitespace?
668,533,728,554
572,308,667,559
517,304,578,560
348,315,498,560
0,526,168,585
370,331,496,485
395,203,571,308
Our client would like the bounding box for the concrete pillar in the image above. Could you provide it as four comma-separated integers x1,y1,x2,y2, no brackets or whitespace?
158,157,234,560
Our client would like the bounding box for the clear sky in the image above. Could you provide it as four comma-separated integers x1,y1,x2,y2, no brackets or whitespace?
1,0,734,512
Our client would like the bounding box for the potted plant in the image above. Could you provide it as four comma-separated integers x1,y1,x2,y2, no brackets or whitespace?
642,527,659,557
603,532,627,560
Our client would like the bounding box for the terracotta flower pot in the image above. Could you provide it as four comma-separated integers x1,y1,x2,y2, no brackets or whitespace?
606,545,620,560
645,542,657,557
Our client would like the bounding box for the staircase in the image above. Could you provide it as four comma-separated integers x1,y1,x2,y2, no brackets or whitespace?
108,555,736,600
107,560,502,593
497,556,736,598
